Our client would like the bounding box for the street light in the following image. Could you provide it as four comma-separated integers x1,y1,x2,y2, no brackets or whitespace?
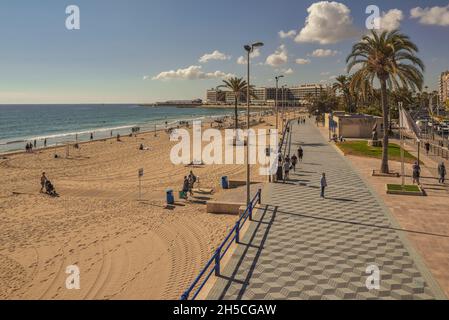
281,85,286,132
244,42,264,206
275,75,284,131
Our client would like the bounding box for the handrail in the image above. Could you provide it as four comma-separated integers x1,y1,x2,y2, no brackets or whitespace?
180,190,261,300
279,119,294,160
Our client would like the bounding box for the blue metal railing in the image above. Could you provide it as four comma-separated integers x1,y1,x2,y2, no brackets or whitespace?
279,119,294,161
180,189,262,300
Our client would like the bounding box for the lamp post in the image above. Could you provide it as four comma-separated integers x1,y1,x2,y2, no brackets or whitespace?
281,85,286,132
398,101,406,186
244,42,264,206
275,75,284,131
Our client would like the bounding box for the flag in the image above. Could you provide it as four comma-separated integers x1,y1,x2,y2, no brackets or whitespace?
399,106,421,139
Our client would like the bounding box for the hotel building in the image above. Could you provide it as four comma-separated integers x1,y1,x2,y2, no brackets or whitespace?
206,84,328,106
440,71,449,106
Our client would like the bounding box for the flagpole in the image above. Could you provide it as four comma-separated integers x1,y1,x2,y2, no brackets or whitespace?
399,102,405,186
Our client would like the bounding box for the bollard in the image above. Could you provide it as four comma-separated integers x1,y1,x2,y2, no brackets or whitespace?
235,222,240,244
249,206,253,221
258,189,262,204
214,249,221,276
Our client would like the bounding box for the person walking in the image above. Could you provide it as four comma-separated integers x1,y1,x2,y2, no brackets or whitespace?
412,161,421,185
298,147,304,162
320,173,327,198
283,156,291,183
40,172,47,193
182,176,190,200
188,171,197,195
438,162,446,184
276,158,283,182
425,142,431,156
291,154,298,172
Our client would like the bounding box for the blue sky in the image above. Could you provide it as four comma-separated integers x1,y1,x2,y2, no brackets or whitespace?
0,0,448,104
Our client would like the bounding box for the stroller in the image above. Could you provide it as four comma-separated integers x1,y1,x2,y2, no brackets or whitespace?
45,180,59,197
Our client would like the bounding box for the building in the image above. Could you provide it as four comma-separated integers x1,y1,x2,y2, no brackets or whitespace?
206,83,327,106
325,113,384,139
440,71,449,106
152,99,202,106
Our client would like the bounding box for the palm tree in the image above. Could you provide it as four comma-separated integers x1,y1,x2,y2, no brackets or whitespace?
347,30,424,174
222,77,249,130
333,75,353,113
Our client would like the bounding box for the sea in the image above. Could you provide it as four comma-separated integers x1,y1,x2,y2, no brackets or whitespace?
0,104,235,154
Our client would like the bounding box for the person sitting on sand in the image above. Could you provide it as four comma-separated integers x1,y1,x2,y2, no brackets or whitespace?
40,172,47,193
139,144,144,150
117,134,121,142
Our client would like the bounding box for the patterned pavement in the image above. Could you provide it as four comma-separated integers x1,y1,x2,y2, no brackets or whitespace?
206,120,445,300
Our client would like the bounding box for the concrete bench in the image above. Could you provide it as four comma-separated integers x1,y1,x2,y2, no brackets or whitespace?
207,201,245,215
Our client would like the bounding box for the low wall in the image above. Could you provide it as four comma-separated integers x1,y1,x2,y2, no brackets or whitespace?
207,201,245,215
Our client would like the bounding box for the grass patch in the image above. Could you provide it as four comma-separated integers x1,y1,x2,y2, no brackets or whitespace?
336,141,418,164
387,184,421,192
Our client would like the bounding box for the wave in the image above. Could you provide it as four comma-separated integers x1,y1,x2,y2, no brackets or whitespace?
18,124,138,142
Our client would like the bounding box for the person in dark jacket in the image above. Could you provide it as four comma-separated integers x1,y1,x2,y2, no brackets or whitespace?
438,162,446,184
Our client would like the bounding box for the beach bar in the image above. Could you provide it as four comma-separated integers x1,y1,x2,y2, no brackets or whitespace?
325,113,384,139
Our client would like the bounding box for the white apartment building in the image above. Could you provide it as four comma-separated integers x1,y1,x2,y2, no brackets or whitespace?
206,84,327,106
440,71,449,105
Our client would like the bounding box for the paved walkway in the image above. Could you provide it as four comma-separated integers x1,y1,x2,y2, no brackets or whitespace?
206,120,445,300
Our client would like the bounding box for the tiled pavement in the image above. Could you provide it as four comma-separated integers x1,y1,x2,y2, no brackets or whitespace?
206,120,446,300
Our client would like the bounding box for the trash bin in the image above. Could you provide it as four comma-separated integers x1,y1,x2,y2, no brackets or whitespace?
221,176,229,189
166,189,174,205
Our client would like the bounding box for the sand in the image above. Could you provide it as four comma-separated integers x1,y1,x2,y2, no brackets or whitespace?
0,113,292,300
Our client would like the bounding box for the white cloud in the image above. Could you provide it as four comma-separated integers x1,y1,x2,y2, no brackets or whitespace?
265,45,288,67
279,30,297,39
237,56,246,65
411,5,449,26
320,71,330,76
309,49,340,57
236,48,261,65
283,68,294,75
378,9,403,31
295,58,311,65
150,65,234,81
199,50,231,63
295,1,359,44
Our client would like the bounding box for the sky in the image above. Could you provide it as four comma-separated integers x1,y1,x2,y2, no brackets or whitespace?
0,0,449,104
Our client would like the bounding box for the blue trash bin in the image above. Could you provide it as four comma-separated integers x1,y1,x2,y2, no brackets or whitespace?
166,189,174,205
221,176,229,189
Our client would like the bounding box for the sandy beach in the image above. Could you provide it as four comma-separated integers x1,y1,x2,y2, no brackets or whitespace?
0,113,286,300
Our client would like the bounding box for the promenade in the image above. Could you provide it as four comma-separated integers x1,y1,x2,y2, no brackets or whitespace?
206,120,446,300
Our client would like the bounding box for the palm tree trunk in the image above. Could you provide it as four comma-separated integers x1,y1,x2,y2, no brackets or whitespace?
380,79,390,174
234,96,238,130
